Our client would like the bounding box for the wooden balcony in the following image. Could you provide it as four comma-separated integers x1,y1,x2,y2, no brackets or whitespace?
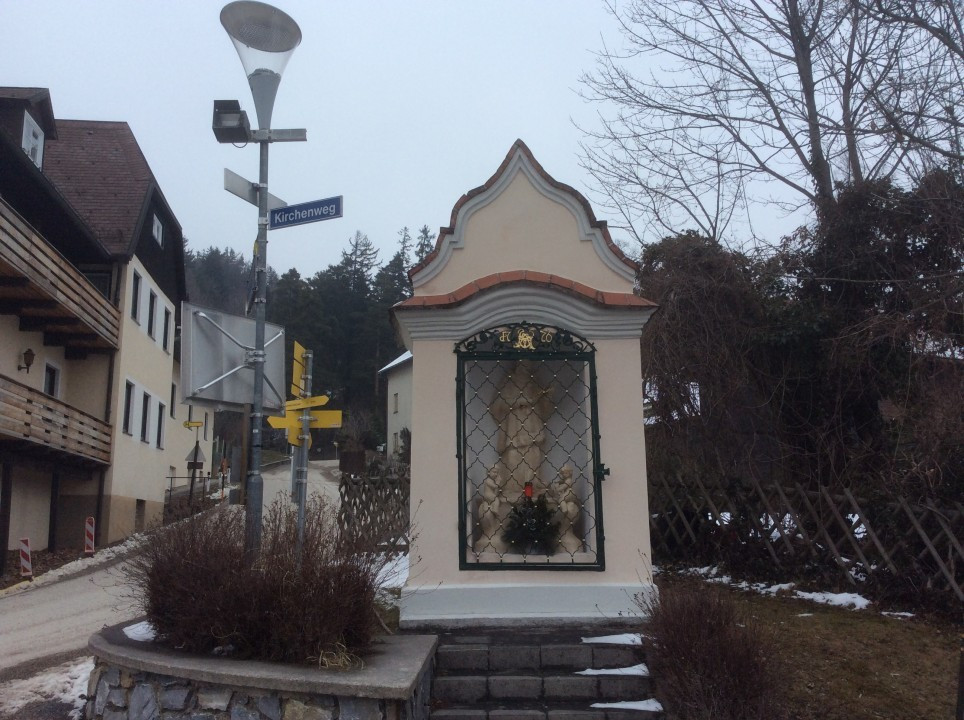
0,197,120,356
0,375,111,466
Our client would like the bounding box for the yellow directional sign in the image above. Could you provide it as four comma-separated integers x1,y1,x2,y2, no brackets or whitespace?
308,410,342,429
291,340,307,397
183,421,204,429
286,395,329,412
267,410,343,431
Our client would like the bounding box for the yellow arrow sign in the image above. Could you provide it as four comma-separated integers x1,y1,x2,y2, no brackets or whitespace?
291,340,307,397
286,395,329,411
308,409,342,429
183,421,204,429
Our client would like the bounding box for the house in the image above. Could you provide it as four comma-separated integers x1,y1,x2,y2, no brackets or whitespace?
378,350,412,458
0,87,212,562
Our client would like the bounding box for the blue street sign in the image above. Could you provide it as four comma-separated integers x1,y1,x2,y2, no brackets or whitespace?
269,196,343,230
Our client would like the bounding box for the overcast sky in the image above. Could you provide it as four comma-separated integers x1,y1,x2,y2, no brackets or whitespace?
2,1,631,277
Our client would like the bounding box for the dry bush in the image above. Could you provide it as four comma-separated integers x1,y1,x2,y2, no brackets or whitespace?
125,495,388,665
639,579,788,720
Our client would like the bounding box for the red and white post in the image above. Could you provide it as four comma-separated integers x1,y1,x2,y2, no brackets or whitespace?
19,537,32,580
84,516,95,557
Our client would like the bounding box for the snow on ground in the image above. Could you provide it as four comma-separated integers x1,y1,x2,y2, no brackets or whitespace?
577,663,650,676
581,633,643,645
376,552,409,590
592,698,664,712
683,565,876,610
122,620,157,642
5,535,143,594
0,656,92,719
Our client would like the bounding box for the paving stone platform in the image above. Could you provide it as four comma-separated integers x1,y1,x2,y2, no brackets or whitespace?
425,627,662,720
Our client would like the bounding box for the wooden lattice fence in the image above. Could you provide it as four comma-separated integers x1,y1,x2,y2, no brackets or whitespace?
649,474,964,606
338,465,410,550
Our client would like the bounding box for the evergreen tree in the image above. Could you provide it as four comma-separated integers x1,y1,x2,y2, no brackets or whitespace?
414,224,436,264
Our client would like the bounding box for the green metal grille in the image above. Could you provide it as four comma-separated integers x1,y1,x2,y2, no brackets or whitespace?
455,323,605,570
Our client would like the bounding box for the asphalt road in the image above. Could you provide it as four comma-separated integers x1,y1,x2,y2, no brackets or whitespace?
0,559,135,683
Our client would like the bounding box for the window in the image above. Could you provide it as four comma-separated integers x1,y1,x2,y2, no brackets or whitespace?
393,432,399,453
156,403,165,448
203,412,209,441
131,272,141,321
188,405,194,422
455,323,604,570
141,392,151,442
21,111,43,168
123,382,134,434
393,392,399,414
152,214,163,246
147,291,157,338
43,364,59,398
162,308,171,351
170,384,176,418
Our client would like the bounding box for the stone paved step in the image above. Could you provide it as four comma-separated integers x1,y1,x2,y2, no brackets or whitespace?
434,673,651,704
430,700,663,720
437,642,641,674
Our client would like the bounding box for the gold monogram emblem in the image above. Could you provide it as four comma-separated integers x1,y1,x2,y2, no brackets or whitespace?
513,328,537,350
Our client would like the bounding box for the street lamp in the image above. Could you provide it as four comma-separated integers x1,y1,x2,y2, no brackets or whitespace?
214,1,305,557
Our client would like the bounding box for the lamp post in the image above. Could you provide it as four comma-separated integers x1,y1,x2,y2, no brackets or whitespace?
214,1,304,557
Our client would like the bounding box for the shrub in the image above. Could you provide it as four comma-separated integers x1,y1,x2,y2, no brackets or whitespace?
125,495,388,665
639,579,788,720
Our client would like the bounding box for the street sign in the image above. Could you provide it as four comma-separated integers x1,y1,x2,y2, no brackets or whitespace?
308,409,342,429
267,409,342,432
183,420,204,429
187,461,204,470
224,168,287,210
185,444,207,463
291,340,307,397
286,394,329,411
269,196,343,230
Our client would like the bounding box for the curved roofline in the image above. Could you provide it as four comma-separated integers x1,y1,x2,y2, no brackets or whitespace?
395,270,655,312
408,139,638,285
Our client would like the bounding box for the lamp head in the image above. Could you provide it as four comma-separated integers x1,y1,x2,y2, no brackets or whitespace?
220,1,301,130
19,348,35,373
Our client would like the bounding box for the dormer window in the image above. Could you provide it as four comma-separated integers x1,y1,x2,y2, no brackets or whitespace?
22,111,44,169
152,214,164,246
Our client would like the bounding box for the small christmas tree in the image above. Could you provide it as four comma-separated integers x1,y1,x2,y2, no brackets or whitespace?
502,483,559,554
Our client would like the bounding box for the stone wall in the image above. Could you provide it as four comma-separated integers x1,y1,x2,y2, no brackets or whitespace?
85,661,433,720
86,624,436,720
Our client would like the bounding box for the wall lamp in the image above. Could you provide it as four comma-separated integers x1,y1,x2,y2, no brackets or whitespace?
18,348,35,373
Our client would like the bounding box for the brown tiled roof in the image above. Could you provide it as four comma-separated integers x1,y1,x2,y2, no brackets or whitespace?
42,120,154,256
409,139,639,281
394,271,655,311
0,87,57,137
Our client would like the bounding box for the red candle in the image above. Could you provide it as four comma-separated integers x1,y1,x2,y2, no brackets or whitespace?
524,482,533,498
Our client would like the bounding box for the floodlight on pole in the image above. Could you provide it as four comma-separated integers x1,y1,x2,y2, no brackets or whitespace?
220,1,302,130
215,1,304,559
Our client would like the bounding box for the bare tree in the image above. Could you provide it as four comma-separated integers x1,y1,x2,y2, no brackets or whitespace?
581,0,962,243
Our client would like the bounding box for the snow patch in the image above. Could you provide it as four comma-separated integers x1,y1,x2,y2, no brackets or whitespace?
0,656,93,719
882,611,915,619
592,698,664,712
123,620,157,642
376,553,409,589
577,663,649,676
581,633,643,646
794,590,871,610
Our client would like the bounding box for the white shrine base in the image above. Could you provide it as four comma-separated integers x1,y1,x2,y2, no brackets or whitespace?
398,582,657,630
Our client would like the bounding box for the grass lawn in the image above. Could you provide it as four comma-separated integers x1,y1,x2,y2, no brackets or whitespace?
656,573,960,720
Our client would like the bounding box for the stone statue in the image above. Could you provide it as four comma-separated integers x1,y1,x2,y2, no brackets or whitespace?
489,360,553,499
553,464,583,553
477,466,509,554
